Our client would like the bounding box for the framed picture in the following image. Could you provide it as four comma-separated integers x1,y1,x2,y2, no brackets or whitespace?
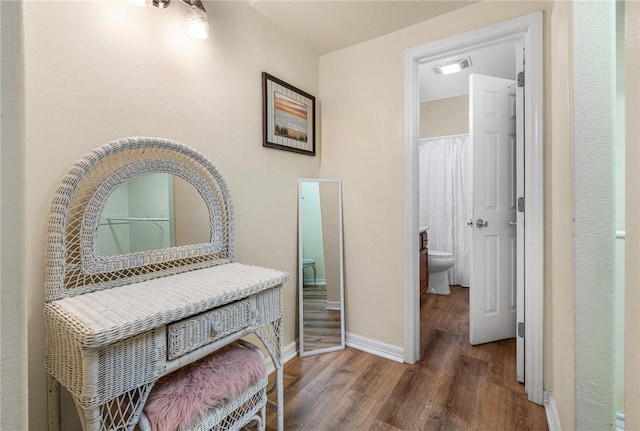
262,72,316,156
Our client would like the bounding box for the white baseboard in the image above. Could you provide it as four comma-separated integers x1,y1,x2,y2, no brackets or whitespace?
325,300,341,310
282,340,298,364
303,278,327,286
617,412,624,431
346,333,404,363
272,336,405,371
544,391,562,431
543,390,624,431
266,341,298,375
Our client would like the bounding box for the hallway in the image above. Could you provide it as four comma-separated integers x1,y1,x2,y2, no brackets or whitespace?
267,286,548,430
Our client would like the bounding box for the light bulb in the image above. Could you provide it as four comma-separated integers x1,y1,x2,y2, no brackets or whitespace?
439,63,462,75
152,0,170,8
184,5,209,40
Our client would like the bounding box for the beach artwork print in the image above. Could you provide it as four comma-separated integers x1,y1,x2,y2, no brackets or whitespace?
274,91,308,143
262,72,316,156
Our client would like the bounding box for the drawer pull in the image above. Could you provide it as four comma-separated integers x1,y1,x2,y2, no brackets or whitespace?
210,321,223,336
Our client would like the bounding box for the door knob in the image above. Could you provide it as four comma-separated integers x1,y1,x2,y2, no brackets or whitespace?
508,221,517,227
476,219,489,228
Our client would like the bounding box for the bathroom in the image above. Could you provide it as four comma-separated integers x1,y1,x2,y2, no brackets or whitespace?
418,38,533,363
414,38,543,408
418,41,516,301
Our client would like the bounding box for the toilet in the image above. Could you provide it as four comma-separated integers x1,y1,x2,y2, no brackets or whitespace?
427,250,455,295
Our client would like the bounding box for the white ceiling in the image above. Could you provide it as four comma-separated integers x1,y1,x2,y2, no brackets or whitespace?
249,0,476,56
419,40,517,102
248,1,515,102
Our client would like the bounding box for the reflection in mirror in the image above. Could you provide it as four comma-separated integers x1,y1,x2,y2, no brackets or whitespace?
299,179,345,356
98,173,210,256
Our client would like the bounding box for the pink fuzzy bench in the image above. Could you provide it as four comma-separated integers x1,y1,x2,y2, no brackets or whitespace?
137,341,268,431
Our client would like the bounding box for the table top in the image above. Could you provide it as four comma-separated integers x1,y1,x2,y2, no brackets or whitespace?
44,262,289,348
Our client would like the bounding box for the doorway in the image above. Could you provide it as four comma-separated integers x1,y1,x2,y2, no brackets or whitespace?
417,42,519,346
419,65,522,381
403,12,544,404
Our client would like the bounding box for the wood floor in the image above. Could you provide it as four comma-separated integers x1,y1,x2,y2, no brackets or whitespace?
301,284,342,351
266,285,548,431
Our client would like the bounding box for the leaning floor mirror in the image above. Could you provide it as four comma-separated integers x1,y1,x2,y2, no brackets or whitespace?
298,178,345,356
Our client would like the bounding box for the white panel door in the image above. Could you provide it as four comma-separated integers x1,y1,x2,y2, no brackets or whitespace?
469,73,517,345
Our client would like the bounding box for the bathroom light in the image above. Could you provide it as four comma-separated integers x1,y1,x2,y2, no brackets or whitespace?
433,57,472,75
439,63,462,74
153,0,170,8
184,3,210,40
130,0,210,40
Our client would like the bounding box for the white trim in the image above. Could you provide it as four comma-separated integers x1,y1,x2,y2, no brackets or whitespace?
303,278,327,285
404,12,544,404
404,41,421,365
346,333,405,363
543,391,562,431
524,11,545,407
266,341,298,375
325,300,341,310
283,340,298,365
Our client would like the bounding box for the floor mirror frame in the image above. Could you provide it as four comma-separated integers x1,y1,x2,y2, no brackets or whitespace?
298,178,345,357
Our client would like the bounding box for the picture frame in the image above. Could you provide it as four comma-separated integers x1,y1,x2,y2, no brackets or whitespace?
262,72,316,156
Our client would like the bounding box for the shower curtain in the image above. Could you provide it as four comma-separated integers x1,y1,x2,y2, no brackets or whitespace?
418,135,472,287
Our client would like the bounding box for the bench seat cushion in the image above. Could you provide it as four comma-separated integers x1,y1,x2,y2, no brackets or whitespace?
141,342,266,431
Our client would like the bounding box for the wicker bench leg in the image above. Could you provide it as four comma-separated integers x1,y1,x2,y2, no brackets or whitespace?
47,374,61,431
260,402,267,431
241,412,265,431
253,321,283,431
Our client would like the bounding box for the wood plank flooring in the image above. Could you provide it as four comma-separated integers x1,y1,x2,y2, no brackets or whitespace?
266,285,548,431
301,284,342,351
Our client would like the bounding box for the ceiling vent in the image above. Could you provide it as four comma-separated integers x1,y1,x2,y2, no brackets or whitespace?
433,56,473,75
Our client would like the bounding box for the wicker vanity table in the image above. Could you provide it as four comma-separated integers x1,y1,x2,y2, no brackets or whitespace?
44,137,289,431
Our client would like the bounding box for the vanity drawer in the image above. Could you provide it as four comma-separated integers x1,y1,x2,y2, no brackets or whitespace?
167,297,255,360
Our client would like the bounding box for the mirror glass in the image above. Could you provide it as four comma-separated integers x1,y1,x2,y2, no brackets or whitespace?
98,173,210,256
298,179,345,356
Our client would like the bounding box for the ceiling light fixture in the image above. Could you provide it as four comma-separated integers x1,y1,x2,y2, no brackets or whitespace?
433,56,472,75
129,0,210,40
184,3,210,40
153,0,171,9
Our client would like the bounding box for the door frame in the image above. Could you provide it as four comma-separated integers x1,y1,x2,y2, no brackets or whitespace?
403,12,544,404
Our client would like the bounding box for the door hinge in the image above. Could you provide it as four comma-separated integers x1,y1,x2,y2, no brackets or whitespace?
518,322,525,338
517,197,525,213
517,71,525,87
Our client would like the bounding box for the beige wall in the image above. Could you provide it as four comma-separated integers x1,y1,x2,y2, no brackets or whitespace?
626,2,640,429
320,183,341,304
420,95,469,139
1,1,28,430
23,2,318,429
547,3,575,429
319,1,576,429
